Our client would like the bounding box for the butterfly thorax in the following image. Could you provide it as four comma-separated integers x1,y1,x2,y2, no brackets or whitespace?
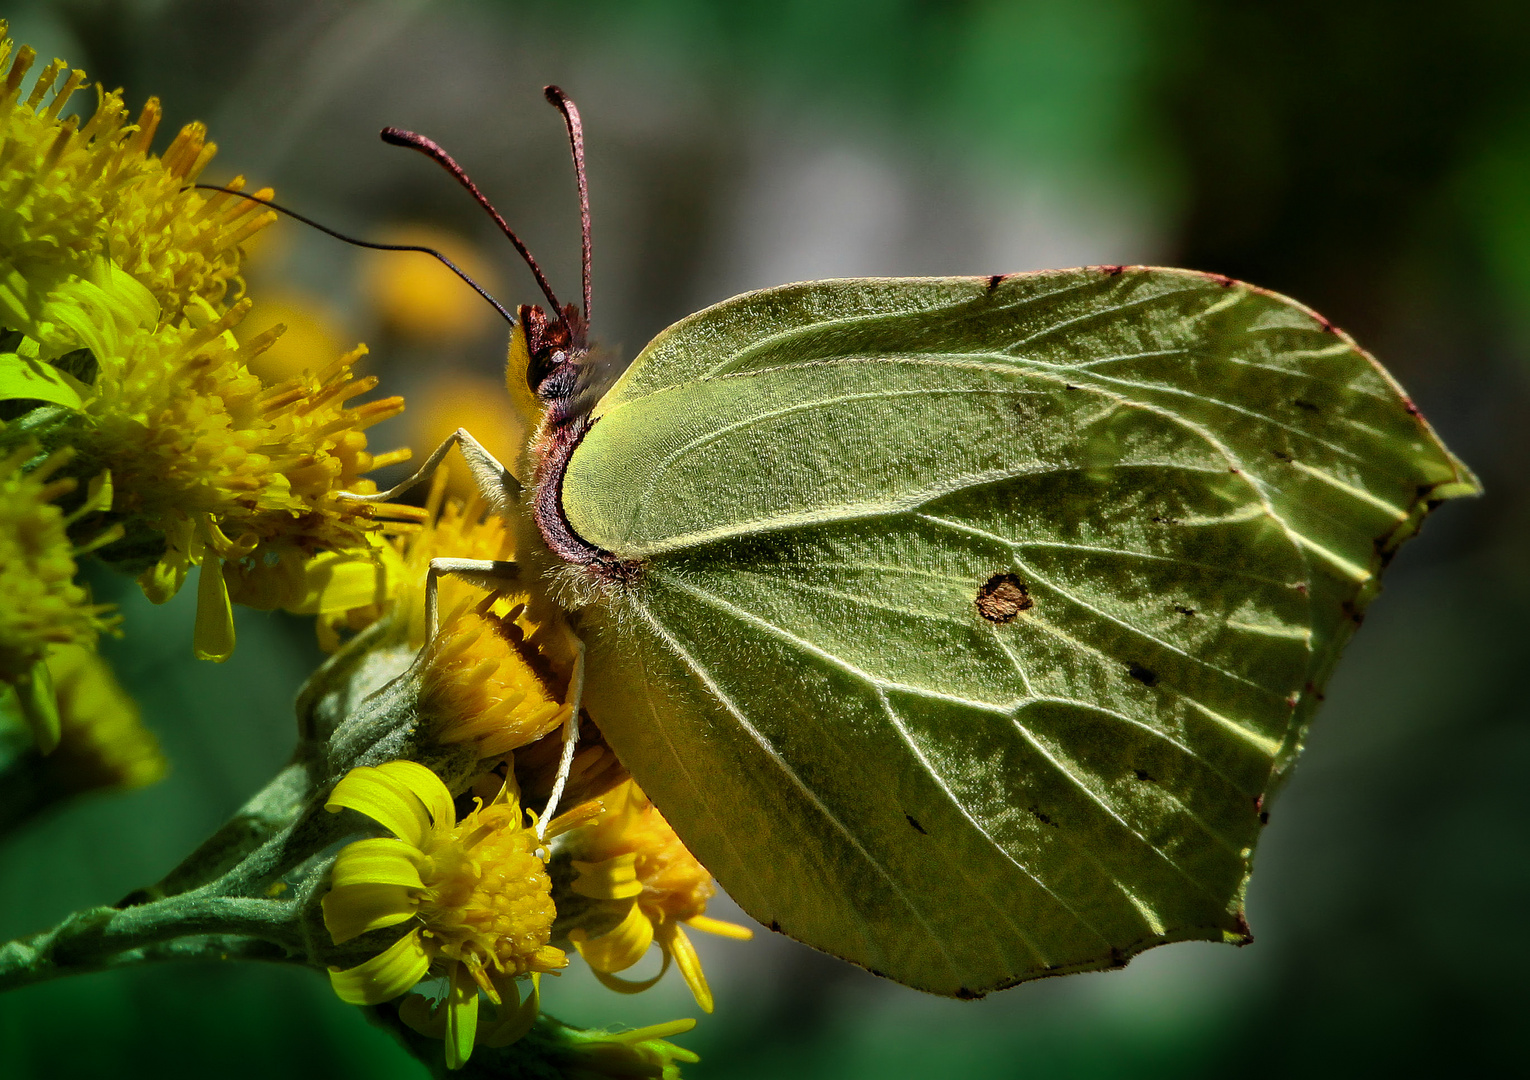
520,301,640,593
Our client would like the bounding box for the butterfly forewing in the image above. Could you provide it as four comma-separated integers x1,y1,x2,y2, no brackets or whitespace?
561,269,1477,995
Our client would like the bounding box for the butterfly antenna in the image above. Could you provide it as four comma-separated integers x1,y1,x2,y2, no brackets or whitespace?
192,184,515,326
379,127,564,317
543,86,592,330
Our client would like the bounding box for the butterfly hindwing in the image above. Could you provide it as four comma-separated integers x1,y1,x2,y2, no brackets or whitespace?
560,269,1477,995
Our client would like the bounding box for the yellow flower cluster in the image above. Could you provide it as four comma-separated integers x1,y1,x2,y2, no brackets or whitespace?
0,23,417,660
305,470,742,1069
80,297,416,659
321,762,745,1070
0,35,271,352
564,780,752,1013
0,444,115,749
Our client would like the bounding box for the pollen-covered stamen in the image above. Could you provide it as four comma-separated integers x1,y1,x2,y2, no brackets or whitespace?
322,761,568,1073
417,798,561,987
419,593,569,759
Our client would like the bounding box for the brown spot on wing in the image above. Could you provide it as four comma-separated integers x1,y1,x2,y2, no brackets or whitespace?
975,573,1032,623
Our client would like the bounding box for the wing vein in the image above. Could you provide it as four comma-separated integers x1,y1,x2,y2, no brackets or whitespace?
630,601,964,981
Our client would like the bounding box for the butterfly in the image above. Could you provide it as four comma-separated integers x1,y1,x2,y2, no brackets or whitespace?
317,87,1480,998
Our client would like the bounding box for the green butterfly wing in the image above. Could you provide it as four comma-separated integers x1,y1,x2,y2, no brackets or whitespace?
557,268,1478,997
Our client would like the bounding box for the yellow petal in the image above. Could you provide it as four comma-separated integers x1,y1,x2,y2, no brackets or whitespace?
326,764,432,847
532,945,568,971
374,760,457,832
289,545,397,614
661,922,713,1014
445,962,480,1071
138,546,189,605
481,973,539,1049
587,954,671,997
571,852,644,900
321,882,420,944
328,930,430,1005
685,915,754,941
331,838,426,890
193,558,235,662
570,902,654,974
546,798,603,837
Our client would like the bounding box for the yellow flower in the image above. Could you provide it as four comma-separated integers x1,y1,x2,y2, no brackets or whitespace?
297,469,580,758
322,760,567,1070
0,444,116,750
31,642,165,796
0,25,419,661
404,483,588,759
72,300,418,659
420,594,570,760
564,781,752,1013
0,28,276,352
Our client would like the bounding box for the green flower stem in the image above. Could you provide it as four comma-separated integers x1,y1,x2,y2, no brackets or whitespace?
0,894,304,992
130,759,316,903
203,791,350,899
366,1004,702,1079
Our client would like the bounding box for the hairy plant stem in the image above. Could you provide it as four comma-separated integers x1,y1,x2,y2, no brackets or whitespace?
128,758,317,903
0,894,304,992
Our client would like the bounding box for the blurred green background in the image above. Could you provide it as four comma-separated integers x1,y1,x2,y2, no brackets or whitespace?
1,0,1526,1076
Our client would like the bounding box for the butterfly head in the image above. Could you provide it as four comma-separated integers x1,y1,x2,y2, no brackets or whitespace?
521,300,588,402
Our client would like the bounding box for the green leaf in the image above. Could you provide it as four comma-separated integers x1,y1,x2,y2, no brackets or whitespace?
0,352,86,409
558,269,1478,997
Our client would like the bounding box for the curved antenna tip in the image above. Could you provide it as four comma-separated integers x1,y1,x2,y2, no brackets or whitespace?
377,125,563,316
542,86,592,330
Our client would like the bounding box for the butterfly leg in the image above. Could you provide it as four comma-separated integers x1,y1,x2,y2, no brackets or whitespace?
536,636,585,841
339,427,520,511
422,557,519,645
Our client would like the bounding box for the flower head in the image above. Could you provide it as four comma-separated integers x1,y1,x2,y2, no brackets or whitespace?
563,781,752,1013
26,643,165,796
0,25,419,662
420,594,570,760
303,471,581,759
0,29,275,352
400,481,582,755
322,760,567,1070
0,444,116,750
71,300,419,659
